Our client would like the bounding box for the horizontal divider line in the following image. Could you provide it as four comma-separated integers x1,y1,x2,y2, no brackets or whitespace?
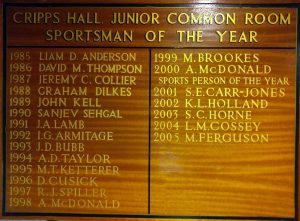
6,46,297,49
2,212,296,220
3,3,300,8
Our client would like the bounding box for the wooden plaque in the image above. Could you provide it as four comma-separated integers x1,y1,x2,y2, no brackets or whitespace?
0,1,299,221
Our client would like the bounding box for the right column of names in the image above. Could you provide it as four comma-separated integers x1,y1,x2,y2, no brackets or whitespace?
150,49,296,217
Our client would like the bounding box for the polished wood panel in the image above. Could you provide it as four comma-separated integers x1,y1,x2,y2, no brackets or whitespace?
5,48,150,214
0,2,298,221
150,49,295,217
6,7,296,48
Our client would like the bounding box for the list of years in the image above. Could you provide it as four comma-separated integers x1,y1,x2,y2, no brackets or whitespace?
151,49,290,144
5,47,295,214
6,48,150,213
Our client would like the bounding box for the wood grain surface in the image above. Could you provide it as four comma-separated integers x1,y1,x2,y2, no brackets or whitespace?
150,49,295,217
0,2,299,221
5,48,150,214
5,7,297,48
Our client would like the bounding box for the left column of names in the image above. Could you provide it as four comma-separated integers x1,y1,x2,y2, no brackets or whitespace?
5,48,150,214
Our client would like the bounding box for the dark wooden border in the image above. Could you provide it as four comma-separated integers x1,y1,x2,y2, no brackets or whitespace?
2,3,299,220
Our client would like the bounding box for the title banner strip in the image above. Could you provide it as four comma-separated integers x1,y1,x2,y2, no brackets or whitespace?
5,6,297,48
